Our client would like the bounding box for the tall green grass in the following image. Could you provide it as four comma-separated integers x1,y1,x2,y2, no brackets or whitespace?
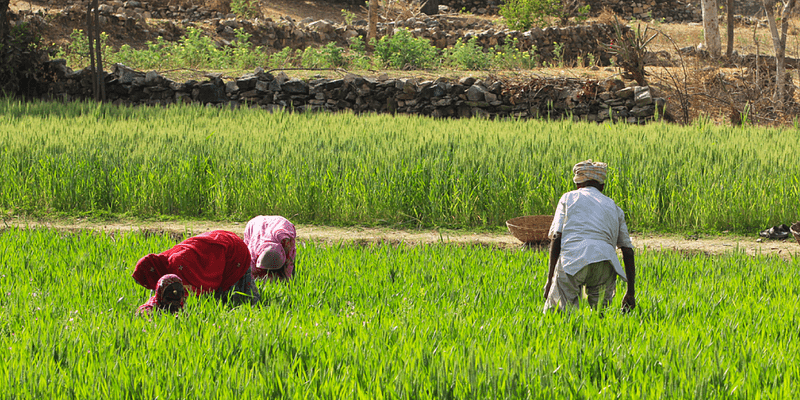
1,99,798,233
0,228,798,398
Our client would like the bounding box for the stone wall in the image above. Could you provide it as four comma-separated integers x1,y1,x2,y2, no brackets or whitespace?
439,0,701,22
44,61,668,124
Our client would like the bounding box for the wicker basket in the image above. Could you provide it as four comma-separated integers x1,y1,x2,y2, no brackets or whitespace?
791,221,800,246
506,215,554,244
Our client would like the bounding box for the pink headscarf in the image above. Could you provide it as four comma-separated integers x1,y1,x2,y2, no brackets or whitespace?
243,215,297,280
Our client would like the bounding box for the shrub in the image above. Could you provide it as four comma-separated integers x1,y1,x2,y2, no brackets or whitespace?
230,0,259,19
230,28,267,69
492,39,538,69
176,26,218,68
603,17,657,86
267,47,295,70
1,22,53,97
500,0,590,30
372,28,438,69
300,42,345,68
444,37,492,70
346,36,373,70
499,0,558,31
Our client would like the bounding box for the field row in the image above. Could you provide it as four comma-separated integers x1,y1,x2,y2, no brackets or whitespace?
1,99,799,233
0,228,797,398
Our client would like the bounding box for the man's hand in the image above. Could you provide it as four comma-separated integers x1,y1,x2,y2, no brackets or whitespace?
543,281,551,300
621,291,636,313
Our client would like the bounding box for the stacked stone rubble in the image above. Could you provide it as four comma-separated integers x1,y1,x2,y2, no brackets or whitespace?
45,62,667,124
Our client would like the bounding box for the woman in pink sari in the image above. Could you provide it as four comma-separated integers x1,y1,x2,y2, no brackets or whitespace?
244,215,297,281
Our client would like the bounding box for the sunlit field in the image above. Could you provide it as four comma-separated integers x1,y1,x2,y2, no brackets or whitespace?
0,228,798,398
1,99,798,234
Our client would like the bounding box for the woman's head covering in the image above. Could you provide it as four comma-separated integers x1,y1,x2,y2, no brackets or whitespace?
135,274,186,316
155,274,186,312
572,159,608,184
243,216,297,281
257,242,287,271
132,253,170,290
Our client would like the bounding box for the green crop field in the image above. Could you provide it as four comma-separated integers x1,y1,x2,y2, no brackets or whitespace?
0,228,798,398
1,99,798,234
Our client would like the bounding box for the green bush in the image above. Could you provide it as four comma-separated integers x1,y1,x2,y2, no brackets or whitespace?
372,28,438,69
499,0,590,30
491,39,538,69
267,47,296,70
499,0,558,31
346,36,374,70
176,26,218,68
230,28,268,70
230,0,259,19
444,37,492,70
300,42,345,68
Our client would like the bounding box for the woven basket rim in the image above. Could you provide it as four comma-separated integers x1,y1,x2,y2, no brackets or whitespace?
506,215,554,243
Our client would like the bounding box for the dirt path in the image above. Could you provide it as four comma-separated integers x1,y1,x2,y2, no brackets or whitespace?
5,216,798,260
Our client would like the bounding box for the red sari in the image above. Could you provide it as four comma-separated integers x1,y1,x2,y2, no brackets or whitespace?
132,230,251,294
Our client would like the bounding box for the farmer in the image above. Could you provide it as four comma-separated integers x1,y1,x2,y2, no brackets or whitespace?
243,215,297,282
132,230,260,315
543,160,636,313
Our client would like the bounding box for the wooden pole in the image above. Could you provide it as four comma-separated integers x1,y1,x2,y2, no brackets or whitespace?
87,2,97,101
726,0,734,57
93,0,106,101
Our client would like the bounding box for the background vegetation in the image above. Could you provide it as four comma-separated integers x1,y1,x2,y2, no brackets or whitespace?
1,99,798,233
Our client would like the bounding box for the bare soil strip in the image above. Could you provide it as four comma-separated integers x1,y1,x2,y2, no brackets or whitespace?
5,216,798,260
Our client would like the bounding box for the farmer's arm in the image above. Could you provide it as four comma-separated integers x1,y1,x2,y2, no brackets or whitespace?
621,246,635,311
544,233,561,300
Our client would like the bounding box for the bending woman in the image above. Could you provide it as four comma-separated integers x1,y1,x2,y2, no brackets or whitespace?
244,215,297,281
132,230,260,315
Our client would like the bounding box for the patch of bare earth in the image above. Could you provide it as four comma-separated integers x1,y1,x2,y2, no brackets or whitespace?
4,217,798,260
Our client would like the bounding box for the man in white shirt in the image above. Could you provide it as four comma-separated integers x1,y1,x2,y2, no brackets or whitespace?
543,160,636,313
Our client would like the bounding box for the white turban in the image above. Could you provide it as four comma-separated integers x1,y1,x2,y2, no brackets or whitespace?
572,159,607,184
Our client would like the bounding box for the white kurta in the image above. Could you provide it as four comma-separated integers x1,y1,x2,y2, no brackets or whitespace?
548,186,633,280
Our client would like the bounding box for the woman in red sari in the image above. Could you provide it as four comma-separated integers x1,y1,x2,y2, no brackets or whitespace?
132,230,260,315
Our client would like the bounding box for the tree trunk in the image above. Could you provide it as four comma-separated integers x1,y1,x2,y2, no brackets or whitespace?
368,0,377,46
421,0,439,15
726,0,733,58
762,0,796,110
0,0,10,41
702,0,721,58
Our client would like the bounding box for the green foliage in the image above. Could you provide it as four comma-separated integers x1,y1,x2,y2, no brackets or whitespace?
54,29,113,69
267,46,296,69
176,26,218,68
346,36,373,70
553,41,564,67
300,42,345,68
1,21,53,97
500,0,591,30
230,0,259,19
443,37,492,70
341,8,357,25
372,28,439,69
229,28,268,70
499,0,558,31
3,228,800,397
492,39,539,69
2,99,800,232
